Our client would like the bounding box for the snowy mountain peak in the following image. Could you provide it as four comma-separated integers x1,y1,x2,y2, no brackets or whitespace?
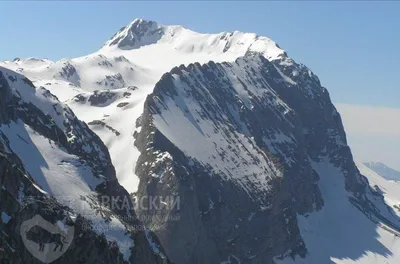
2,57,53,68
103,18,287,61
104,18,165,49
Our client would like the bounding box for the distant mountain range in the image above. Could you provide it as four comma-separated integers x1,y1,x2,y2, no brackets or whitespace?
364,162,400,181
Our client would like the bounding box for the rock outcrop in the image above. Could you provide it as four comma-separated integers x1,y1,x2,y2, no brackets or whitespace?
133,54,399,263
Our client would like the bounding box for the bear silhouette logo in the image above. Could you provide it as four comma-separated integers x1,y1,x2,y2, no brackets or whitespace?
20,215,74,263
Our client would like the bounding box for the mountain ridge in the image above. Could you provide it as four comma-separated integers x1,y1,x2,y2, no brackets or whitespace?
364,161,400,182
102,18,287,61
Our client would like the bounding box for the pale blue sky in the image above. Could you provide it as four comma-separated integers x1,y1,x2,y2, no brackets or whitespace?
1,1,399,108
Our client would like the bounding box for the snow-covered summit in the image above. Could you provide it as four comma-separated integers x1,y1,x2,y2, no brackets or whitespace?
104,18,165,49
103,18,287,61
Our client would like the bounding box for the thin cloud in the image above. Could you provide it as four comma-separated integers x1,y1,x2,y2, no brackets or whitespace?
336,104,400,138
336,104,400,171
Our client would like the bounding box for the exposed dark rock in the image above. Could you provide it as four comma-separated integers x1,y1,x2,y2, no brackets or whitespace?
88,120,121,136
54,62,80,87
114,56,130,63
96,74,125,89
127,86,138,91
106,19,164,50
117,102,129,108
88,90,117,106
98,60,113,67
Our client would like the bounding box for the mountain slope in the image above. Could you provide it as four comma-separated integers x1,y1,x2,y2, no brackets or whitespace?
358,162,400,217
0,67,170,263
276,160,400,264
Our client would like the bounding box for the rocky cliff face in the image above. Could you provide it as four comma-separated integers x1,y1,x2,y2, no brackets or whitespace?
133,54,399,263
0,67,170,264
